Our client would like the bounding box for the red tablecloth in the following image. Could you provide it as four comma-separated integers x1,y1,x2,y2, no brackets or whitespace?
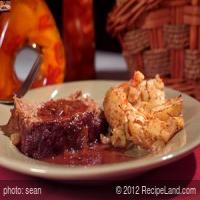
0,147,199,200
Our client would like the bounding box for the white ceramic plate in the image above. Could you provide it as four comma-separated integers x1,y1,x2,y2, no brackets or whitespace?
0,80,199,180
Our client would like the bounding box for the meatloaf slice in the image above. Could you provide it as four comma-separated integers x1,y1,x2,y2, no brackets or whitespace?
2,92,108,159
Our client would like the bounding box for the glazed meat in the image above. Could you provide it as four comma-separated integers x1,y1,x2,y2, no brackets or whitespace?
2,92,108,159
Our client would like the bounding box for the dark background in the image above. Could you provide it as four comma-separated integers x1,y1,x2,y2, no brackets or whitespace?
45,0,121,52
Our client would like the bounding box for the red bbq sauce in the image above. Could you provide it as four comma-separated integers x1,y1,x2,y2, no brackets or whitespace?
37,99,135,166
42,144,135,166
37,99,88,121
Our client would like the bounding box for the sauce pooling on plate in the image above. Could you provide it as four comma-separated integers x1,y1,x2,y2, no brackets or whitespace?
42,144,135,166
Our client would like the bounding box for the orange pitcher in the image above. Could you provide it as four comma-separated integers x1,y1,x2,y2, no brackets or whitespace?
0,0,65,99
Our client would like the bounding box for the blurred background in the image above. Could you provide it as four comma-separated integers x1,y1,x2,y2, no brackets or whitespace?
45,0,128,80
7,0,129,96
1,0,200,98
46,0,121,52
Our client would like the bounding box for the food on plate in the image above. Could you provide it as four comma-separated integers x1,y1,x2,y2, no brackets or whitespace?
103,71,184,151
1,73,185,166
2,92,108,159
1,91,137,166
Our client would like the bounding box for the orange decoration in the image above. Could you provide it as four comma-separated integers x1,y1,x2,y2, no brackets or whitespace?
0,0,65,99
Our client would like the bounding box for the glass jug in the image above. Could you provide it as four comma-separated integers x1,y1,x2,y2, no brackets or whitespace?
0,0,65,99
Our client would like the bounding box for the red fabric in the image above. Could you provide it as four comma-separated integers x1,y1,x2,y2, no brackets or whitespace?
0,147,199,199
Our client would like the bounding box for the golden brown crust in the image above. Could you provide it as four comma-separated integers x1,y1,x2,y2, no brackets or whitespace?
103,71,184,151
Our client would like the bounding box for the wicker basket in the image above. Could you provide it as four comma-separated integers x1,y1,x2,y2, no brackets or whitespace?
107,0,200,80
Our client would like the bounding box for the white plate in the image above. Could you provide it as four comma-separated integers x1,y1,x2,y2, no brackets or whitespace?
0,80,199,180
